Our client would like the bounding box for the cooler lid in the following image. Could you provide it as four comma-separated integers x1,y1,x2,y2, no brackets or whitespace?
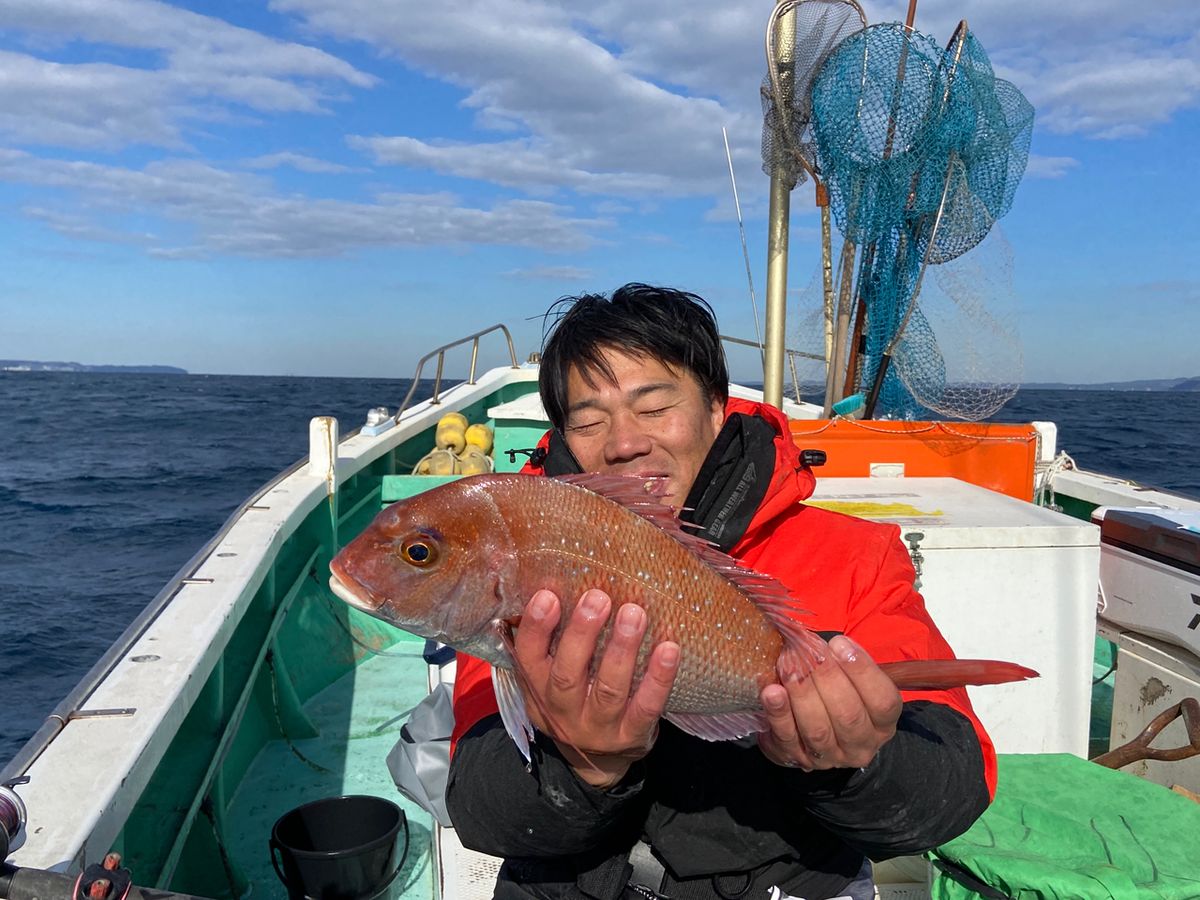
808,477,1098,549
1100,508,1200,575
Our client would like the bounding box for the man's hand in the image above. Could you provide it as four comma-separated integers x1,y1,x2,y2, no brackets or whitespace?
512,588,680,789
757,635,902,771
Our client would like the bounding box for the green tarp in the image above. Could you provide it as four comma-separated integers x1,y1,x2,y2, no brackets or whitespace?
929,753,1200,899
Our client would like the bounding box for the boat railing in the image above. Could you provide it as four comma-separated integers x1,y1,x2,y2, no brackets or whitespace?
394,324,521,422
719,334,823,406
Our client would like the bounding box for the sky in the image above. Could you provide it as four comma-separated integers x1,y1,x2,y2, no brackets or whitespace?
0,0,1197,384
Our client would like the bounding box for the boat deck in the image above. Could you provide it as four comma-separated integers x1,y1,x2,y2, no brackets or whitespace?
225,638,436,900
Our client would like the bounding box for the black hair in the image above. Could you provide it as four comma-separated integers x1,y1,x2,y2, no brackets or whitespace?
538,283,729,431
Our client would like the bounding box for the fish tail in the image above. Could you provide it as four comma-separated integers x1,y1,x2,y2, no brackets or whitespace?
880,658,1039,690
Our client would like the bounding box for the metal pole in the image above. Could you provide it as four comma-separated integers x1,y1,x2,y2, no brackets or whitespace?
763,0,795,410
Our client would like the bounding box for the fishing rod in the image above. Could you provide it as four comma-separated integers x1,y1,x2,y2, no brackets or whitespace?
722,125,764,365
1,786,213,900
0,861,215,900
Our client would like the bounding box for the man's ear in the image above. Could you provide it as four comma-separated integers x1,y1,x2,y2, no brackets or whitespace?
709,398,727,434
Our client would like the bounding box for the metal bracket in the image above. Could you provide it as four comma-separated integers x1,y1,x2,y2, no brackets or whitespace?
69,709,137,720
904,531,925,591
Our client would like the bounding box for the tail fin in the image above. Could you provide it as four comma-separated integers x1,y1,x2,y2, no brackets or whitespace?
881,659,1038,690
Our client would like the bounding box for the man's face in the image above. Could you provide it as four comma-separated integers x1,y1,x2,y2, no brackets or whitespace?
563,348,726,509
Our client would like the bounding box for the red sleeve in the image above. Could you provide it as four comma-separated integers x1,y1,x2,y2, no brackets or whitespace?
450,653,499,756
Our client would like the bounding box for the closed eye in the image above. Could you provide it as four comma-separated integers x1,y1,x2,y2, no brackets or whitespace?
566,420,604,434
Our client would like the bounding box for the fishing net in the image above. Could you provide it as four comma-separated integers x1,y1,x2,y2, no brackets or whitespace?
809,21,1033,419
761,0,866,190
891,226,1023,419
787,264,835,403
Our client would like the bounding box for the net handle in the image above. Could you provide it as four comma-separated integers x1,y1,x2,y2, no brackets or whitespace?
764,0,866,186
862,19,974,419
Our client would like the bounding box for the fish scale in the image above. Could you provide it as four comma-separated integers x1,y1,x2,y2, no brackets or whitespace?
492,473,786,713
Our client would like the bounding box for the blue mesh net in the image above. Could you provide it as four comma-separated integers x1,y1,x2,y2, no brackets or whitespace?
810,22,1033,418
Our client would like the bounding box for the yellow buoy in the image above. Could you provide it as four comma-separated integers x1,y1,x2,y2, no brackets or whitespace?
414,448,460,476
438,412,469,432
435,422,466,453
458,447,493,475
464,423,494,455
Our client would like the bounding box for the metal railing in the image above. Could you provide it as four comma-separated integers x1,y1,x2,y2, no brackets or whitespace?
719,333,824,406
394,324,521,422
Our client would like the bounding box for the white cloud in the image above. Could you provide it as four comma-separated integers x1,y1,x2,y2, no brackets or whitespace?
0,149,606,257
242,152,361,174
866,0,1200,139
502,265,592,281
348,135,684,196
0,0,375,149
278,0,755,199
0,51,180,148
283,0,1200,204
6,0,1198,264
1025,155,1079,179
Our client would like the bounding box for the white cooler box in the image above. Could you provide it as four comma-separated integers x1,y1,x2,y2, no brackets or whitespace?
1096,507,1200,658
809,478,1100,757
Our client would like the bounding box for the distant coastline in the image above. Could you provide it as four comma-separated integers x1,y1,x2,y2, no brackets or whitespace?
0,359,188,375
1,362,1195,390
1022,376,1200,392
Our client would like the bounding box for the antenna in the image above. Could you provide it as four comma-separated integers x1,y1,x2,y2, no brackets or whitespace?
723,126,763,356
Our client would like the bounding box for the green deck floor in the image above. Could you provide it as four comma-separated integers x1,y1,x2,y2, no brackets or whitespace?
225,641,436,900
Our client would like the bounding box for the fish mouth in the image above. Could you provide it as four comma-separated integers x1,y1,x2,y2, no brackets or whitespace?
328,572,376,612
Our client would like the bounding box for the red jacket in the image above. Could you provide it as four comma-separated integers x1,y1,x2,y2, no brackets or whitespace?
451,396,997,796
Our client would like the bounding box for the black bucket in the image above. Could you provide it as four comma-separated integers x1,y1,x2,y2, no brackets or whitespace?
270,795,409,900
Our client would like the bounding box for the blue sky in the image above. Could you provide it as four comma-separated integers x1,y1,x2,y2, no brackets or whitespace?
0,0,1197,384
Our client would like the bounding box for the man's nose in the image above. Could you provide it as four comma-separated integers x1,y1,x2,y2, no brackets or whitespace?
604,411,653,463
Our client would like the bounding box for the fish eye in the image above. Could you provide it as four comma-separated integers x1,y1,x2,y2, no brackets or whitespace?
400,537,437,567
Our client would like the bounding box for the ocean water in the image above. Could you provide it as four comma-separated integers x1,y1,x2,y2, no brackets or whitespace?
1,374,1198,768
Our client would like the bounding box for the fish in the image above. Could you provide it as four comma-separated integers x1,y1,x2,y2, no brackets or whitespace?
329,472,1037,757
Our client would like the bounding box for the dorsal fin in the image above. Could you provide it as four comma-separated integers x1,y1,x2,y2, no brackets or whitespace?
554,473,827,679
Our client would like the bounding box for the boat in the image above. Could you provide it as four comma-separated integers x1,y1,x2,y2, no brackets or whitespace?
5,4,1200,900
4,318,1199,900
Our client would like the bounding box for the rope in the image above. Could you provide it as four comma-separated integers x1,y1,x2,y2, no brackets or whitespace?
799,415,1040,444
199,795,243,897
265,651,334,775
1035,450,1077,510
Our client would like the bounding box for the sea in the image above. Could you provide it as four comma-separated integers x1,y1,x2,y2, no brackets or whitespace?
2,372,1199,769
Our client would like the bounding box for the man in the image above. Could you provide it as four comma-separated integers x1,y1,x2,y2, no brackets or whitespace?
447,284,994,900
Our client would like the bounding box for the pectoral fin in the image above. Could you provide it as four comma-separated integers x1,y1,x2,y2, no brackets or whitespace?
491,665,535,762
